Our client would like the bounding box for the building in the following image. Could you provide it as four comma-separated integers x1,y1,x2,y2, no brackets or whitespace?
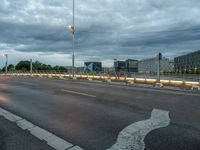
114,60,126,72
76,67,84,73
114,59,139,72
84,62,102,72
174,50,200,73
138,55,174,73
125,59,138,72
102,67,114,73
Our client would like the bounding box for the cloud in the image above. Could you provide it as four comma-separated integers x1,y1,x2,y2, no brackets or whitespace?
0,0,200,67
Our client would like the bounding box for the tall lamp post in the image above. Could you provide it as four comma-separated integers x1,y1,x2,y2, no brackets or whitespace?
3,54,8,74
157,52,162,83
30,59,33,74
155,52,163,88
68,0,75,77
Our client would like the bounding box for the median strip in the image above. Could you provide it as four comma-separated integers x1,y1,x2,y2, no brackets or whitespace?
0,107,84,150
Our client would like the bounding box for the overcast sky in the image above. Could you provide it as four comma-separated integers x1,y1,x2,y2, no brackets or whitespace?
0,0,200,67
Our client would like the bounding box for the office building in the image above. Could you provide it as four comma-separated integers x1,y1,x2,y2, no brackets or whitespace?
84,62,102,72
138,56,174,73
114,60,126,72
114,59,139,72
125,59,138,72
174,50,200,73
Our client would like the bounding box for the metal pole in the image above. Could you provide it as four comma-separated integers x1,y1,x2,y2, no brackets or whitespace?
30,59,33,74
5,54,8,74
157,53,162,83
157,58,160,82
72,0,75,77
72,32,75,77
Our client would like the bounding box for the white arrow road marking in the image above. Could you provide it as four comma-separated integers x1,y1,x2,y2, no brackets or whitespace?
108,109,170,150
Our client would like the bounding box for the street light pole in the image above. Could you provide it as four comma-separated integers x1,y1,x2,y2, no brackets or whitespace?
157,52,162,83
72,0,75,77
3,54,8,74
68,0,75,77
30,59,33,74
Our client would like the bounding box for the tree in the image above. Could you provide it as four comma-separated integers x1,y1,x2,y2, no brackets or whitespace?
32,61,53,71
8,64,15,71
53,66,68,71
53,66,60,70
1,64,15,72
14,60,68,72
15,61,30,71
33,61,42,70
2,67,5,72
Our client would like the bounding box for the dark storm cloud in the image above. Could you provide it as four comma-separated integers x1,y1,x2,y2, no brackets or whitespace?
1,0,200,62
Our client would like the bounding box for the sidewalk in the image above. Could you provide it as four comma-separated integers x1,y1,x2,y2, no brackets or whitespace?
0,116,54,150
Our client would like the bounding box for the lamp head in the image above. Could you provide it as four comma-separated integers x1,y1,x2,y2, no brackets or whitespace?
67,24,75,34
2,54,8,57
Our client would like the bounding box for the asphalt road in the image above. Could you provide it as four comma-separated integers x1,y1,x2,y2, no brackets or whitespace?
0,116,54,150
0,76,200,150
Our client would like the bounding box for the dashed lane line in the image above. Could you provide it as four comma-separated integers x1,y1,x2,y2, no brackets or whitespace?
60,89,97,98
0,107,84,150
0,107,22,122
108,109,170,150
13,81,39,86
16,119,35,130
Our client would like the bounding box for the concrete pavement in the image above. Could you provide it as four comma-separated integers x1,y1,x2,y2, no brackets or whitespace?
0,76,200,150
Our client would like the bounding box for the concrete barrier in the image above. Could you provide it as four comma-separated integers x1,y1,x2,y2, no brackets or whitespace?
1,73,200,87
191,85,200,91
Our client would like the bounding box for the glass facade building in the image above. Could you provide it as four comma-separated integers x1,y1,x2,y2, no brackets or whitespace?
125,59,138,72
114,59,138,72
174,50,200,72
114,60,126,72
84,62,102,72
138,57,174,73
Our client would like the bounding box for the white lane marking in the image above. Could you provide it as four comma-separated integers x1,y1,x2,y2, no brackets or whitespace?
60,89,97,98
16,119,35,130
16,81,39,86
0,108,22,122
108,109,170,150
0,107,84,150
29,126,53,140
47,135,74,150
21,82,38,86
68,146,84,150
28,126,73,150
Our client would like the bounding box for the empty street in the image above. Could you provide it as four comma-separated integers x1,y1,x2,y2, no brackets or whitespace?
0,76,200,150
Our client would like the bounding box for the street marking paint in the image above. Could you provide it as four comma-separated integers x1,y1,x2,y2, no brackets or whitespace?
68,146,84,150
0,107,84,150
0,108,22,122
29,126,53,140
108,109,170,150
11,81,39,86
18,81,39,86
60,89,97,98
46,135,74,150
16,119,35,130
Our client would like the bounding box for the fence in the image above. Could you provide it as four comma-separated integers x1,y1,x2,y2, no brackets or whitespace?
0,70,200,87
